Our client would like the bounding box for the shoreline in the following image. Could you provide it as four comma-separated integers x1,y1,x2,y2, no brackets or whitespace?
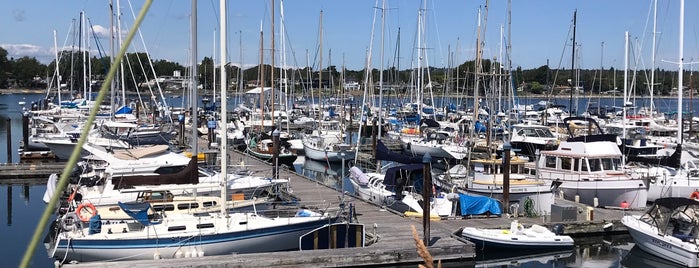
0,88,681,100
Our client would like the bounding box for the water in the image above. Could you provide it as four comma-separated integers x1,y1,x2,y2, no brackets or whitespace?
0,92,691,267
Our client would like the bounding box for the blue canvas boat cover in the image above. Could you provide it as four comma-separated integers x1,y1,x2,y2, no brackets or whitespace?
118,201,159,226
375,140,422,165
458,193,502,216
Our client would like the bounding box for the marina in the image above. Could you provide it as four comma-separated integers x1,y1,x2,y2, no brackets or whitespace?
3,0,699,267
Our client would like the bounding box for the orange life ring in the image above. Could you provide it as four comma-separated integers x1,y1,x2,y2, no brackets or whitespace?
76,203,97,222
690,191,699,200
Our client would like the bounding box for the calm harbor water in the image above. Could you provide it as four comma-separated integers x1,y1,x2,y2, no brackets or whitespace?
0,92,693,267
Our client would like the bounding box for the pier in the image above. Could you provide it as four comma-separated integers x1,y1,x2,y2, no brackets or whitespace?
56,147,639,268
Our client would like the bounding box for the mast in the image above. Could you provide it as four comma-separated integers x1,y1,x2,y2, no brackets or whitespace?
53,30,62,106
271,0,275,129
81,11,88,100
569,9,577,116
212,29,216,110
318,10,323,125
378,0,385,144
117,0,126,108
238,30,243,105
191,0,198,157
318,10,323,124
109,0,115,119
677,0,685,144
650,0,657,113
621,31,629,158
219,0,228,215
281,0,290,134
258,21,265,130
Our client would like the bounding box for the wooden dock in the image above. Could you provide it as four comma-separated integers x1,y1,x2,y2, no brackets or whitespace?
65,148,476,267
0,162,65,180
63,146,641,267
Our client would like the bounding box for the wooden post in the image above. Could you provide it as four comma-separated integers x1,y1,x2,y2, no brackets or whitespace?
6,118,12,163
178,114,185,147
372,118,378,172
272,129,280,181
422,153,432,246
22,112,29,153
348,105,353,145
6,186,11,226
503,141,511,214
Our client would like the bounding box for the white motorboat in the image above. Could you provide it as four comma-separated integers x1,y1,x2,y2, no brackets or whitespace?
622,197,699,267
348,165,454,217
461,220,574,250
532,139,648,209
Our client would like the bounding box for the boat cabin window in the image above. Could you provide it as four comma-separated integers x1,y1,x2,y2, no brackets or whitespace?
535,128,555,138
545,156,557,168
153,204,175,211
561,157,572,171
581,159,590,172
154,165,186,175
588,159,602,172
601,158,622,171
177,203,200,210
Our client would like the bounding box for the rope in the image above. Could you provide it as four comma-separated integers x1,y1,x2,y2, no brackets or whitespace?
20,2,153,267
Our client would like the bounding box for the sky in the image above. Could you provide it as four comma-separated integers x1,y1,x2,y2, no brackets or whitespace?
2,0,699,72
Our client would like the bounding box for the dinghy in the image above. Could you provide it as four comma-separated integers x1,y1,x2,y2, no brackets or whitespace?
461,220,574,250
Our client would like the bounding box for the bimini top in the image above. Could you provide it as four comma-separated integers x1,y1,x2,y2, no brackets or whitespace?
654,197,699,210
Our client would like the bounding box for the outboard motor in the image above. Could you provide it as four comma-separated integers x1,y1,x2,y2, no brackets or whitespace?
551,224,565,235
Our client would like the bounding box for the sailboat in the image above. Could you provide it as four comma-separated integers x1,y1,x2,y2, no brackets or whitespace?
244,3,297,167
45,2,337,263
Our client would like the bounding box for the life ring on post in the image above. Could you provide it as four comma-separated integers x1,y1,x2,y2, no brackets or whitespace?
690,191,699,200
76,203,97,222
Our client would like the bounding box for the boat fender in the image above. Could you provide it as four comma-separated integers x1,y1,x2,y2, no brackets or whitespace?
76,203,97,222
61,212,82,232
690,191,699,200
67,187,78,203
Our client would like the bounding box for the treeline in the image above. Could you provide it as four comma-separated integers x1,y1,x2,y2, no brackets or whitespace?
0,46,693,96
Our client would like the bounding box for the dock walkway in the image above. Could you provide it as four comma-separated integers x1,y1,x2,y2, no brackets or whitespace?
23,140,639,267
66,148,476,267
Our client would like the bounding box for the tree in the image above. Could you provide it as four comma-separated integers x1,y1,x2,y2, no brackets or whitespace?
11,56,46,89
0,47,9,88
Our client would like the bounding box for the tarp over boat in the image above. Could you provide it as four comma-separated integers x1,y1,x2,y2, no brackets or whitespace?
458,193,502,216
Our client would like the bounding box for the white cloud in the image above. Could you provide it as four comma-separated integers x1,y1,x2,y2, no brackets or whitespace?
90,24,112,39
1,43,52,62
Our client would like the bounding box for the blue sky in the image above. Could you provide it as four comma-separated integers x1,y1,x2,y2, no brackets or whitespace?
2,0,698,72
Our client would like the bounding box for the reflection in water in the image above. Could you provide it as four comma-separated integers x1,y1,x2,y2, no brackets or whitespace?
7,185,11,226
621,245,684,268
473,234,635,267
301,158,343,188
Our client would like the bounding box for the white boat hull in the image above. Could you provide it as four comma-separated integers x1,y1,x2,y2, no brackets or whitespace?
50,213,334,263
555,180,648,208
303,143,354,162
461,223,574,250
622,215,699,267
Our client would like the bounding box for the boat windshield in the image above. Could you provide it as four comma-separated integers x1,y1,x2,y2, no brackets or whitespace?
586,158,622,172
518,128,555,138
